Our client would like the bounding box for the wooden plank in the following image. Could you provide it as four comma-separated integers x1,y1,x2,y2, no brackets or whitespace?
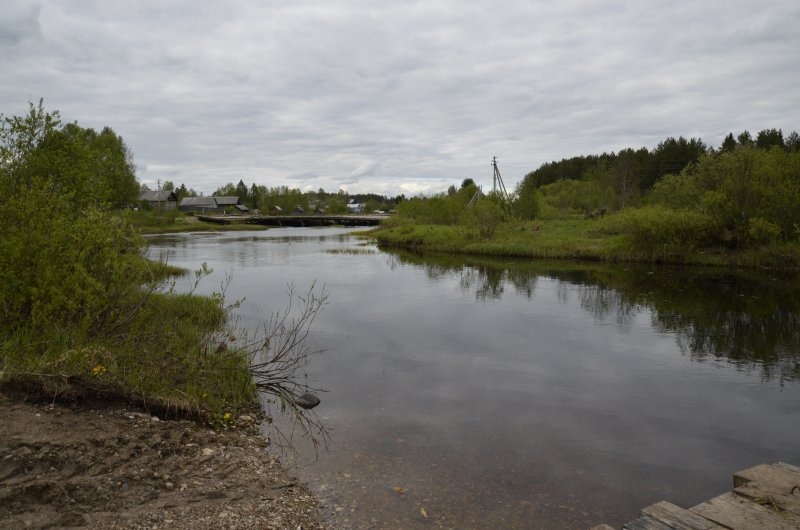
622,515,675,529
690,492,800,530
640,501,725,529
733,463,800,492
734,482,800,517
588,525,617,530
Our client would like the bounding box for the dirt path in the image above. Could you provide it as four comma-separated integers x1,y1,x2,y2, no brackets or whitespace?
0,392,325,529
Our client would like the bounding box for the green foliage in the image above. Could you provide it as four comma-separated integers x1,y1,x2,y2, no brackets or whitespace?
0,99,61,197
646,147,800,247
0,100,256,417
0,187,146,336
0,99,138,208
695,147,800,242
596,207,714,258
512,173,541,220
539,178,597,216
746,217,782,246
755,128,784,150
647,172,703,209
465,196,508,239
391,184,479,226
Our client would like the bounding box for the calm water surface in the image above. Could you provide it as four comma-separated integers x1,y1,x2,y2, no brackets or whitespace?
148,227,800,529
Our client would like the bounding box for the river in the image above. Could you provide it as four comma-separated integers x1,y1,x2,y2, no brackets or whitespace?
148,227,800,529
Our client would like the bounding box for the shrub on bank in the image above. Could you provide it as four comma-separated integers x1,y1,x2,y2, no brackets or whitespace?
595,207,715,259
0,101,258,418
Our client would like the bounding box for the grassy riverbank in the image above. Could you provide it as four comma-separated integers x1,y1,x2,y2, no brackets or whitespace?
370,217,800,270
1,262,259,422
125,210,268,234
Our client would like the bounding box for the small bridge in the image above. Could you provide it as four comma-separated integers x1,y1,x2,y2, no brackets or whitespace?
197,214,390,227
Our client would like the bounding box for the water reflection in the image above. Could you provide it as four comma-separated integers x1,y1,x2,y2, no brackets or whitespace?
146,230,800,529
387,249,800,383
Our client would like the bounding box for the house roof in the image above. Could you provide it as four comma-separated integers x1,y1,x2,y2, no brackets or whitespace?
235,204,249,212
179,197,218,208
214,196,241,206
139,190,177,202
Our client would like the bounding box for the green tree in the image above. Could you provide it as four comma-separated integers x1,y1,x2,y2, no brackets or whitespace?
614,148,645,208
213,182,236,196
0,99,61,197
720,133,737,153
93,126,139,208
0,100,146,331
250,183,259,209
512,174,540,220
585,161,616,211
737,130,754,147
235,179,248,202
756,128,784,150
786,131,800,152
2,103,138,209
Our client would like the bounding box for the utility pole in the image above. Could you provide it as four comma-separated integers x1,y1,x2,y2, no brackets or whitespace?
492,156,509,200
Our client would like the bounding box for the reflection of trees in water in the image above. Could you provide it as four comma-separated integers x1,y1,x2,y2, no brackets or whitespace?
387,253,537,300
459,266,540,300
653,297,800,385
574,284,639,332
384,249,800,383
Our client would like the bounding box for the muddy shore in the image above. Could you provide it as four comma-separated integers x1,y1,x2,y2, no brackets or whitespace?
0,391,326,529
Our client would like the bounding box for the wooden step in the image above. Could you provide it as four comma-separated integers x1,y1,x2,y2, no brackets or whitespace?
621,501,724,529
690,491,800,530
732,462,800,517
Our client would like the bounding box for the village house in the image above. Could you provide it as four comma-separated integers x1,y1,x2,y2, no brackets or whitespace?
178,196,222,214
213,196,240,208
139,190,178,210
346,200,364,213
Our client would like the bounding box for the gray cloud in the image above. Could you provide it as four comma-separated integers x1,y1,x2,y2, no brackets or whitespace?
1,0,799,196
0,2,41,46
349,161,380,179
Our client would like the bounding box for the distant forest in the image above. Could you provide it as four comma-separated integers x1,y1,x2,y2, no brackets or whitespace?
522,128,798,212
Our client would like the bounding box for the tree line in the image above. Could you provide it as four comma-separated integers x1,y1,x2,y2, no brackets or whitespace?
521,128,799,217
144,178,405,214
516,128,800,253
209,180,404,213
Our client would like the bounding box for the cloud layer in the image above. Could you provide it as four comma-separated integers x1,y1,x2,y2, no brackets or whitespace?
2,1,798,195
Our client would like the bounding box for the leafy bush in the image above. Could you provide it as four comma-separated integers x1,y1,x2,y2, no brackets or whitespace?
747,217,782,246
512,176,541,220
597,206,714,257
647,172,703,209
464,196,508,239
393,184,479,225
0,186,147,337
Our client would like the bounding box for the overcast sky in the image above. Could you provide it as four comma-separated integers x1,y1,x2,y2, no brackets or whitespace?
2,1,798,195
